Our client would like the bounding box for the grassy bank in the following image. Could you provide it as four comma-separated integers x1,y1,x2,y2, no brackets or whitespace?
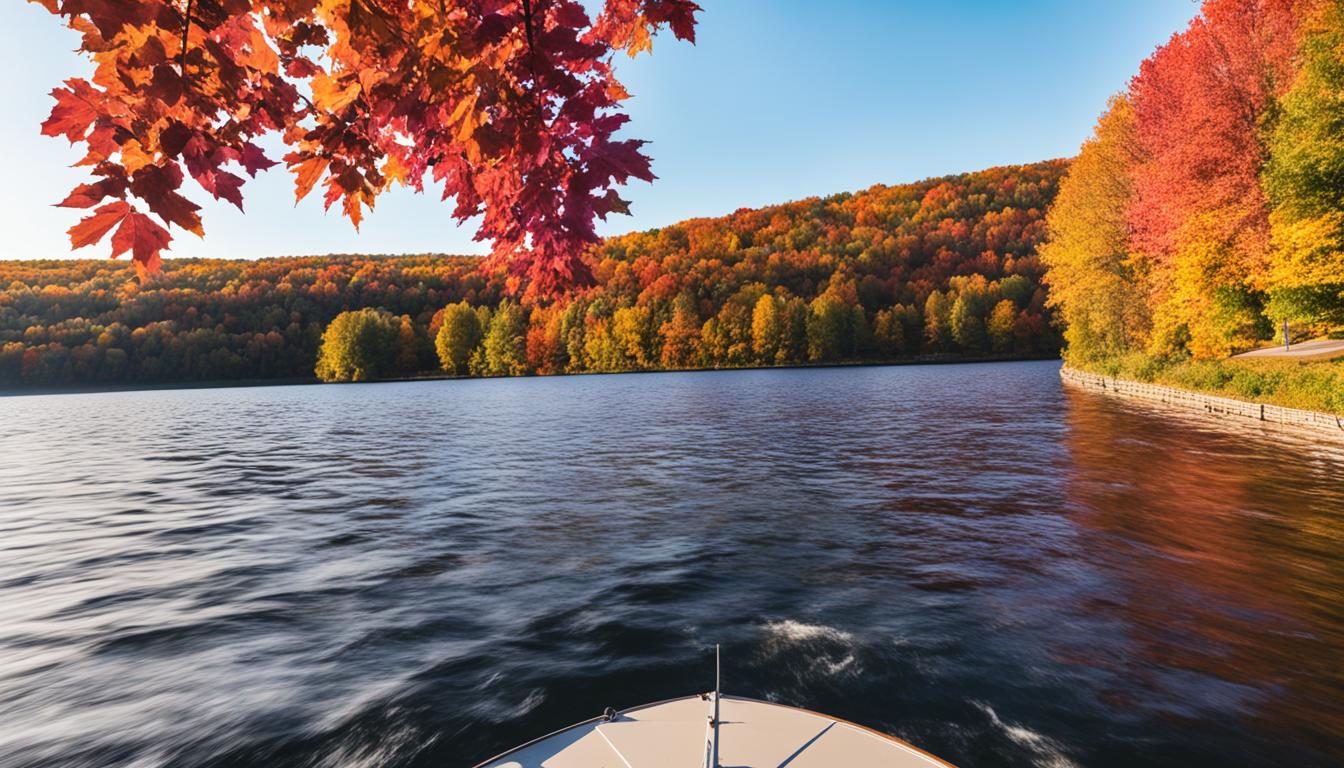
1070,353,1344,416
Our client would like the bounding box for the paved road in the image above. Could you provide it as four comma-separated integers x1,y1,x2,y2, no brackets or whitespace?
1233,338,1344,360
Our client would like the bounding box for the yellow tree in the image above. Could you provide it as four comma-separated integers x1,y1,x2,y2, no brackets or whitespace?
1263,1,1344,329
1040,95,1151,361
988,299,1017,353
480,300,529,376
435,301,483,375
611,305,654,369
750,294,782,364
315,308,399,382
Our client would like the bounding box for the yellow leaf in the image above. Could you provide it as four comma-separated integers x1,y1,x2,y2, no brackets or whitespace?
312,72,361,112
381,154,409,188
450,93,479,143
120,140,153,173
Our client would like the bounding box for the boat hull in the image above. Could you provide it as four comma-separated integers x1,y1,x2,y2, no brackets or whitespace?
475,694,956,767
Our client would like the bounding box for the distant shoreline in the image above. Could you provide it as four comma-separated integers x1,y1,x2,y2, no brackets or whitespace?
0,353,1060,398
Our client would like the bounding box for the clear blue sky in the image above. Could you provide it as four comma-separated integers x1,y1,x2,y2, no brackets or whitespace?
0,1,1197,261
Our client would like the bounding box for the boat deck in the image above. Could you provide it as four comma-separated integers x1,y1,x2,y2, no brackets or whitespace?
477,694,954,767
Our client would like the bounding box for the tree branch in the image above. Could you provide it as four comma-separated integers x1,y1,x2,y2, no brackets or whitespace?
179,0,193,79
520,0,545,122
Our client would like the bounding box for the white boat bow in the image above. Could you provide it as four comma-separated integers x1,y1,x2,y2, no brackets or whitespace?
474,693,956,768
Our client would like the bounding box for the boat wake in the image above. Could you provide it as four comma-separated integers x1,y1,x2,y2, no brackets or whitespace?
760,619,855,645
974,702,1077,768
757,620,862,680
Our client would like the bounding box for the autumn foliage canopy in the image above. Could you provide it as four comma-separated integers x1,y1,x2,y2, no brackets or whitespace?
34,0,699,296
1043,0,1344,361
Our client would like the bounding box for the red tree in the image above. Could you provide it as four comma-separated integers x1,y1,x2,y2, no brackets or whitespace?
1128,0,1302,282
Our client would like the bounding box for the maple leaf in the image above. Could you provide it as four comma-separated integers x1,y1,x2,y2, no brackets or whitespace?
35,0,699,294
130,164,203,235
240,142,278,177
41,79,101,142
110,211,173,268
311,72,361,112
290,156,331,202
68,201,131,250
149,64,184,107
56,176,127,209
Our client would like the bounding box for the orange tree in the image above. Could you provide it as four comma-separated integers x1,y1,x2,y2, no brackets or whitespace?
34,0,699,297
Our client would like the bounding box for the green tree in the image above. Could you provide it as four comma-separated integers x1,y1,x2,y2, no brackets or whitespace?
806,293,847,362
315,308,400,382
996,275,1033,308
950,293,986,352
479,300,528,376
779,295,809,363
434,301,483,375
559,300,588,373
847,304,873,358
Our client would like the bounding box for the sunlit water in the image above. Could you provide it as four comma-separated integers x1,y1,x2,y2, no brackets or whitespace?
2,361,1342,767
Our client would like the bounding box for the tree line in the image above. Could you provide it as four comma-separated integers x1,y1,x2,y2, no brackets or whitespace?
1,160,1064,388
1042,0,1344,364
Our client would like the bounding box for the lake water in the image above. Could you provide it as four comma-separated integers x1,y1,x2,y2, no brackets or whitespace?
2,360,1342,767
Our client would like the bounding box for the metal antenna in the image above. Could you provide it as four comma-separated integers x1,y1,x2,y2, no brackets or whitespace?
712,644,721,768
702,644,723,768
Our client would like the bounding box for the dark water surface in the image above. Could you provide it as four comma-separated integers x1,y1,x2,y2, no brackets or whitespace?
2,361,1342,767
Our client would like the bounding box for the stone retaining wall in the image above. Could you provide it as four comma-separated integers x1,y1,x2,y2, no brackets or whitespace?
1060,366,1344,440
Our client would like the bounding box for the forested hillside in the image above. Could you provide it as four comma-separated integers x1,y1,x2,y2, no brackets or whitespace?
1,160,1065,388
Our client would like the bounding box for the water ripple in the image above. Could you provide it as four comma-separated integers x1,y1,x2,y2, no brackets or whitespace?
0,362,1341,767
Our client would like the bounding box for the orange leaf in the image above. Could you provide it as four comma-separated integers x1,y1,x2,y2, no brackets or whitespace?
120,140,154,174
343,192,364,230
311,72,361,112
41,79,100,142
68,201,130,249
381,153,409,188
449,93,479,143
292,157,330,203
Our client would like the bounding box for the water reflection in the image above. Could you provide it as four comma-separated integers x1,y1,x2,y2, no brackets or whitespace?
1060,389,1344,762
